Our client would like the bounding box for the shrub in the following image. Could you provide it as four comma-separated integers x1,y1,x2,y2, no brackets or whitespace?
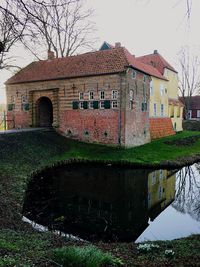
53,245,123,267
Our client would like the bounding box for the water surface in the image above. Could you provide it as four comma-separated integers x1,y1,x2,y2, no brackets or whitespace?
23,163,200,242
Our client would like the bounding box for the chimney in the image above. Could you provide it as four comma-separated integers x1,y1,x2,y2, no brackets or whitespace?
115,42,121,48
48,50,55,60
154,50,158,54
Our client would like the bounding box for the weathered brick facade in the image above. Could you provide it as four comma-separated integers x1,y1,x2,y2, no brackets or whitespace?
6,46,159,147
6,70,151,147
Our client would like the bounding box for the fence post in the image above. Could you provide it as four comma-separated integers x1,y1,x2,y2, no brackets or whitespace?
3,111,6,130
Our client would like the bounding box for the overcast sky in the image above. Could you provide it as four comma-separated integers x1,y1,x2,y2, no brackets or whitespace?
0,0,199,103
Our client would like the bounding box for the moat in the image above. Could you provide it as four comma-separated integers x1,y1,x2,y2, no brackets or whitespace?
23,163,200,242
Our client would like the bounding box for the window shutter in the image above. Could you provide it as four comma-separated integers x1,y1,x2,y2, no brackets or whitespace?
141,103,144,111
83,101,88,109
72,101,79,109
8,104,14,111
93,101,99,109
104,100,111,109
23,103,30,111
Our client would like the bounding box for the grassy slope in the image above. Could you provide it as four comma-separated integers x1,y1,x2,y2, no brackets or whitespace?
1,130,200,266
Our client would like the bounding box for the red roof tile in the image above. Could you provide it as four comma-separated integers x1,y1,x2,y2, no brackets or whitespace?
124,48,167,81
137,52,177,75
6,47,167,85
169,98,184,107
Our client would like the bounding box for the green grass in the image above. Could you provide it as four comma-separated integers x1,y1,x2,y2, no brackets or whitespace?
53,245,123,267
1,130,200,266
0,230,57,266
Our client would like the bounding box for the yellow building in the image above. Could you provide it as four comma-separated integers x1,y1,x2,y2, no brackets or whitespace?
147,169,176,215
137,50,183,137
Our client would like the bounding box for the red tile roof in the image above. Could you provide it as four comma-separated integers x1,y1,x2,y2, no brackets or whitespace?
169,98,184,107
6,47,167,85
124,48,167,81
137,52,177,75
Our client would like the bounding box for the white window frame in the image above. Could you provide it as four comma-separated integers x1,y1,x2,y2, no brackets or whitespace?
130,90,134,100
79,101,84,109
89,101,94,109
79,92,84,100
197,110,200,118
160,84,164,96
100,101,104,109
112,101,118,109
188,110,192,119
99,91,105,100
89,91,94,100
150,81,153,95
112,90,118,100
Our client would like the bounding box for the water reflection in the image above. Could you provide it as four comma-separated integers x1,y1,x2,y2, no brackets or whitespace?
173,164,200,221
23,164,179,242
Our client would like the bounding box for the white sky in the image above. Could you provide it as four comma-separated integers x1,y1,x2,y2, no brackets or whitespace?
1,0,200,103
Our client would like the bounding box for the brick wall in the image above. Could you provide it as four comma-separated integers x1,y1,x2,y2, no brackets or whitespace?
124,69,151,147
6,71,151,147
149,118,175,139
59,109,120,145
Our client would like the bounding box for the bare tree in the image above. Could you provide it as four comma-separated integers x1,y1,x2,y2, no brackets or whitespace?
0,0,96,60
22,0,96,58
0,0,27,70
178,46,200,119
172,164,200,221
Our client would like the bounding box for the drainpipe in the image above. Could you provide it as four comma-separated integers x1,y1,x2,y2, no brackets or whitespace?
118,72,125,146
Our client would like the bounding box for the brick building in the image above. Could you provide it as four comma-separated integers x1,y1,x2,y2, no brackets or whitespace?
6,45,167,147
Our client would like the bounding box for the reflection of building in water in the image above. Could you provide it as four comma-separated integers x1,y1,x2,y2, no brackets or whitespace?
23,164,177,242
147,170,176,220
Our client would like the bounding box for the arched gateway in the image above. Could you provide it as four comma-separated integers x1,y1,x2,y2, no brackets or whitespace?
36,97,53,127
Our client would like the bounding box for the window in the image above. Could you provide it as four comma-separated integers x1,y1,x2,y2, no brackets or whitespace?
100,101,104,109
79,92,84,100
188,110,192,119
89,102,94,109
89,91,94,100
152,171,156,185
21,95,27,103
130,90,134,100
11,95,15,103
112,90,118,99
160,84,164,96
132,70,136,79
99,91,105,100
154,103,157,116
158,186,162,199
150,81,153,95
160,170,163,179
143,75,146,83
112,101,118,108
79,101,84,109
197,110,200,118
130,101,133,110
161,104,164,117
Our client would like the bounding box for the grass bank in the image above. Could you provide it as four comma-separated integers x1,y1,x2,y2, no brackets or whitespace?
1,130,200,266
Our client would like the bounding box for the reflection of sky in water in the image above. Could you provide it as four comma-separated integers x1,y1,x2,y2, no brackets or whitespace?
137,164,200,243
136,206,200,242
